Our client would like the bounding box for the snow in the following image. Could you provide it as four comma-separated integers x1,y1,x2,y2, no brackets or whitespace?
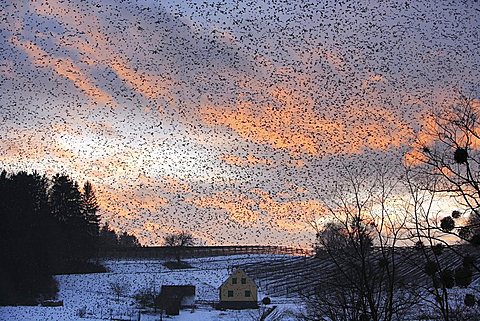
0,254,301,321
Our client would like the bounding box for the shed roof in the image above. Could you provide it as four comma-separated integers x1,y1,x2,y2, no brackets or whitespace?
160,285,195,298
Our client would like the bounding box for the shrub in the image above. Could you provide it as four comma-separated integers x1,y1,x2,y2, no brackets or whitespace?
77,306,87,318
134,288,157,309
440,269,455,289
455,266,473,288
424,260,438,276
464,294,476,307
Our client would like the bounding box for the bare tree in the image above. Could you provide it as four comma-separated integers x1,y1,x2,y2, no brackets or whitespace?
410,94,480,245
404,168,478,321
109,280,130,303
303,163,415,321
163,231,194,263
404,94,480,321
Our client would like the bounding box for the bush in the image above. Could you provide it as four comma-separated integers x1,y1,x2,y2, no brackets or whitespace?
454,147,468,164
109,280,130,302
464,294,476,307
451,210,462,219
134,288,157,309
440,269,455,289
424,260,438,276
77,306,87,317
455,266,473,288
432,244,444,255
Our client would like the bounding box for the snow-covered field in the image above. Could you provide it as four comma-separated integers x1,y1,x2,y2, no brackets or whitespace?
0,255,301,321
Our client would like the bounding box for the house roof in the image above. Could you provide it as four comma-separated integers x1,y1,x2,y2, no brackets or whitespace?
219,268,256,289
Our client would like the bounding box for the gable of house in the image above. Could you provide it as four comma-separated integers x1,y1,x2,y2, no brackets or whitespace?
219,268,258,303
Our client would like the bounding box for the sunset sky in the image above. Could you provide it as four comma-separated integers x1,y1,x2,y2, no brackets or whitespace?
1,0,479,247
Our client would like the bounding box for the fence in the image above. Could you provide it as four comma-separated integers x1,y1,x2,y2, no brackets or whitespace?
99,245,312,260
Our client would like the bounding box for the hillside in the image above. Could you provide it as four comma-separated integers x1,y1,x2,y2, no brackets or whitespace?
1,247,480,321
240,246,480,298
0,254,300,321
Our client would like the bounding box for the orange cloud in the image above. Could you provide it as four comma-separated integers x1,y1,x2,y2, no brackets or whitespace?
109,57,172,100
201,101,319,155
187,192,259,227
50,124,84,138
97,186,168,220
403,114,437,166
220,153,304,168
29,0,175,104
220,154,273,167
186,188,327,232
13,37,114,104
50,58,113,105
201,90,413,156
253,189,326,231
49,146,77,160
0,127,66,166
161,176,192,194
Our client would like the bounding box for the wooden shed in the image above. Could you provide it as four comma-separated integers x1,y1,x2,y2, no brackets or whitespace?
218,268,258,309
157,285,195,315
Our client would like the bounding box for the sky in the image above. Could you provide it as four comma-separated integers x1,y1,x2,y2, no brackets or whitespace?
1,0,479,247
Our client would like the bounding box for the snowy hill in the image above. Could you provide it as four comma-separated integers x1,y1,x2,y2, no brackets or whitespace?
0,254,301,321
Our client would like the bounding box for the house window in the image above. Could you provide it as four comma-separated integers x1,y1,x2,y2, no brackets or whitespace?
245,290,251,297
241,278,246,284
232,278,237,284
228,290,234,297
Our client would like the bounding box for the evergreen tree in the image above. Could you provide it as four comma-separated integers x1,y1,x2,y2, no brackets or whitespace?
49,174,90,264
98,223,141,248
81,181,101,259
118,231,141,247
82,181,100,234
99,222,119,247
49,174,83,223
0,170,105,305
0,171,57,305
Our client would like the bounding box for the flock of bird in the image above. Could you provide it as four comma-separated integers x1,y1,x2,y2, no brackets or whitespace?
0,0,478,247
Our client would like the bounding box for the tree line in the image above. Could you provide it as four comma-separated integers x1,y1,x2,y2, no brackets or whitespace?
0,170,139,305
